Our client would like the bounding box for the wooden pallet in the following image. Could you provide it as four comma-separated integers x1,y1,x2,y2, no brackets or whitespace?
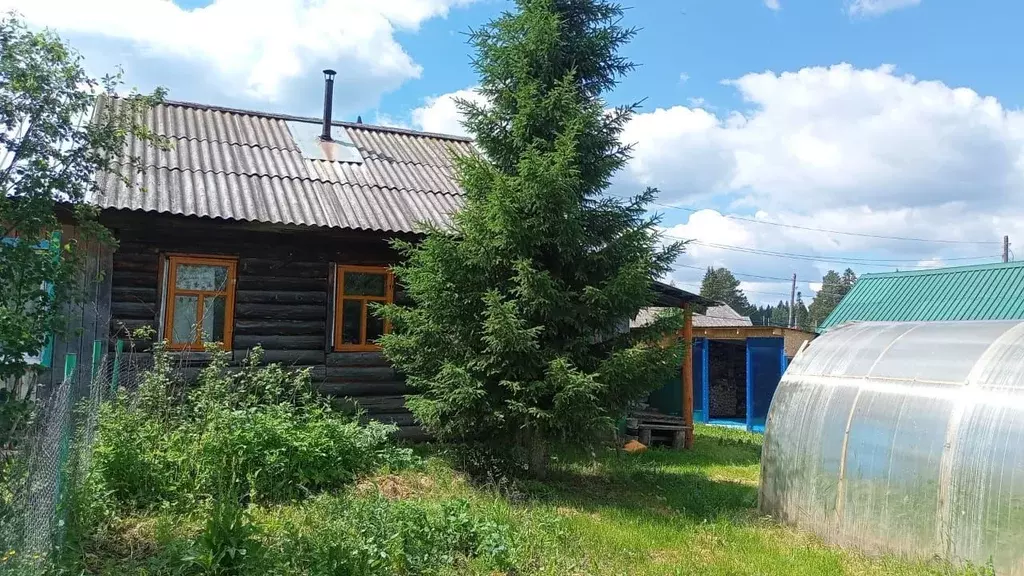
627,410,692,450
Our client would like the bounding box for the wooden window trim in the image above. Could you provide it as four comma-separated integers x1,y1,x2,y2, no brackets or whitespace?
162,254,238,351
334,265,393,352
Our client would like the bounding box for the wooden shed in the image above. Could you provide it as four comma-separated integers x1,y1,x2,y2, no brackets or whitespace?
691,325,816,433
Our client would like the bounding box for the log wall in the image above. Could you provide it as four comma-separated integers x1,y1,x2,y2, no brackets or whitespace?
102,212,421,438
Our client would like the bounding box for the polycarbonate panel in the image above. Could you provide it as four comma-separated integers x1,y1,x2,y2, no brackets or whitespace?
760,320,1024,575
947,401,1024,570
761,379,860,530
867,321,1015,384
970,322,1024,390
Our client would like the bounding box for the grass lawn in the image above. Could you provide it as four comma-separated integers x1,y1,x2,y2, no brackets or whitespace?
88,425,993,575
362,424,990,576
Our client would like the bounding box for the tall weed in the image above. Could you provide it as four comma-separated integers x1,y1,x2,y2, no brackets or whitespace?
90,345,415,511
258,493,550,575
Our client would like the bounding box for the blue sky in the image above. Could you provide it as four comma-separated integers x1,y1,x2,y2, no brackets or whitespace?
385,0,1024,120
4,0,1022,305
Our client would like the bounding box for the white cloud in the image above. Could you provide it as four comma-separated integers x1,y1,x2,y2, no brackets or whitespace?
847,0,921,17
372,112,412,130
411,87,486,136
624,63,1024,214
916,257,946,269
404,62,1023,304
764,0,781,10
1,0,476,103
679,73,690,83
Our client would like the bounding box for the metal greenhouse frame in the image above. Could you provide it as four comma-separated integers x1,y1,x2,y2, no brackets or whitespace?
760,320,1024,574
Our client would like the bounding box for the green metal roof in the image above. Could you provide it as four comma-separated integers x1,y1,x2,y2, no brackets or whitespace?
819,261,1024,332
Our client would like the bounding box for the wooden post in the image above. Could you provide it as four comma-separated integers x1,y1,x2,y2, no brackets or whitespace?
682,302,695,449
110,339,124,395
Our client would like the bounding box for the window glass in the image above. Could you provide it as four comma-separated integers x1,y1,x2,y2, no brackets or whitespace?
343,272,386,297
366,311,385,343
172,295,199,344
342,299,362,344
176,264,229,291
203,296,226,342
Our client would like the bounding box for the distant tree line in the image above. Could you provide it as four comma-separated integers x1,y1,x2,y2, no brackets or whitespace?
698,267,858,332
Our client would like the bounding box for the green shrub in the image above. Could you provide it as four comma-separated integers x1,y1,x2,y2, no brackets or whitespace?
90,345,416,511
259,493,524,575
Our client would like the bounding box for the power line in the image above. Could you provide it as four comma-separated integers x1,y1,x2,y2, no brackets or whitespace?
745,289,808,297
676,283,806,298
673,263,817,284
639,199,1002,245
670,237,999,267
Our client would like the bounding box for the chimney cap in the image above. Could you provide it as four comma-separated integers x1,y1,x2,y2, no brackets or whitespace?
323,69,337,79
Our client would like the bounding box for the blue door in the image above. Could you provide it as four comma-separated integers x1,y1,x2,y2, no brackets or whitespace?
692,337,709,423
746,337,785,433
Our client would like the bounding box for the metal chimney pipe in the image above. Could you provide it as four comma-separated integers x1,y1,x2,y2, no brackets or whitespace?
321,69,336,141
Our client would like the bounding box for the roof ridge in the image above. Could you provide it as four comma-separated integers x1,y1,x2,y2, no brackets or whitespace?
153,97,475,144
861,259,1023,279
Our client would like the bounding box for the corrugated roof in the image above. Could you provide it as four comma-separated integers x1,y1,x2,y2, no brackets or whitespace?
693,304,754,328
630,303,751,329
90,97,474,233
819,261,1024,332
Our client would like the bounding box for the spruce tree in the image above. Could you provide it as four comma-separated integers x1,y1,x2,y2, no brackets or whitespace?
770,301,790,327
378,0,685,476
808,270,843,329
809,268,857,330
699,267,753,315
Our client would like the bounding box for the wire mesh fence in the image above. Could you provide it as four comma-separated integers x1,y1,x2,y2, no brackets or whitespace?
0,339,149,570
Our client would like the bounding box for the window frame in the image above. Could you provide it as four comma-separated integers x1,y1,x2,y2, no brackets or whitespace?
333,265,394,352
161,254,238,351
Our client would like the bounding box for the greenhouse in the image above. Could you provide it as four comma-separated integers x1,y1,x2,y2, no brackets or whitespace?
760,320,1024,573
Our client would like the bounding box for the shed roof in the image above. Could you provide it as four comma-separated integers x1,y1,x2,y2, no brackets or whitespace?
818,260,1024,331
90,97,474,234
694,304,753,328
630,298,739,329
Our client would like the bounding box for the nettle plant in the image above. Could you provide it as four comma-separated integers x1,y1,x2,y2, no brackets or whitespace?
0,13,166,378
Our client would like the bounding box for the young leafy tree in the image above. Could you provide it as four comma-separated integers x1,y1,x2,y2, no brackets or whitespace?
699,267,753,315
379,0,685,476
0,13,166,378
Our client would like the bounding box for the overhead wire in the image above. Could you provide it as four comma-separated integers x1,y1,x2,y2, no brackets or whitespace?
673,263,817,284
665,236,1000,267
644,201,1001,296
630,198,1002,245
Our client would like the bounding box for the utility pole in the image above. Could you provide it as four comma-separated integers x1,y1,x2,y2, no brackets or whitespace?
1003,235,1010,263
788,273,797,328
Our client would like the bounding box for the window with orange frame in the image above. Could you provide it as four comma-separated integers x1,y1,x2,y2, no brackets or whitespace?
334,265,393,351
161,255,237,350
